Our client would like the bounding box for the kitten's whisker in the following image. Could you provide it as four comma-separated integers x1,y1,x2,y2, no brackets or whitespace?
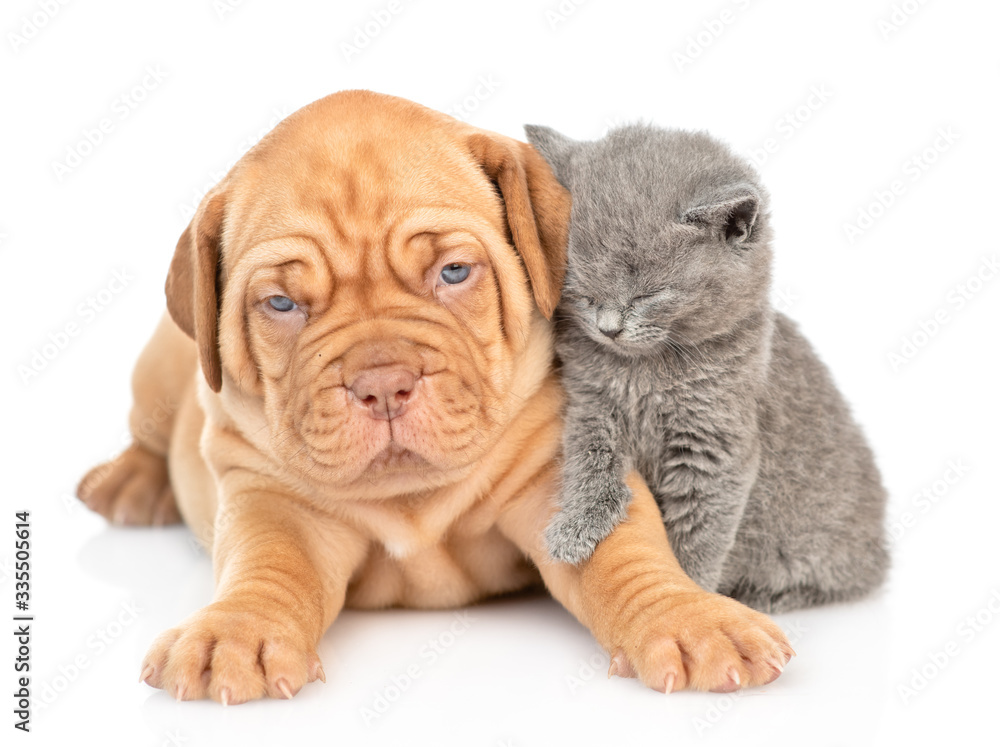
665,334,713,380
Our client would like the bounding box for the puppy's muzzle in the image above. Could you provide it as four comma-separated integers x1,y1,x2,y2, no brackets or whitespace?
347,366,419,420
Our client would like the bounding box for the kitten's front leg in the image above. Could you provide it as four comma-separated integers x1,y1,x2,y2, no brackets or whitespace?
658,457,756,593
545,388,632,564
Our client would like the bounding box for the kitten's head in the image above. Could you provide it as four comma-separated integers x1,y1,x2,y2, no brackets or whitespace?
525,123,773,356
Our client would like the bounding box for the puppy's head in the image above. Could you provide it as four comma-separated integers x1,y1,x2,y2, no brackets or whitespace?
166,91,568,493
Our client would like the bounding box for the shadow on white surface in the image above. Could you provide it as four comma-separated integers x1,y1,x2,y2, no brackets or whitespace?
67,517,893,745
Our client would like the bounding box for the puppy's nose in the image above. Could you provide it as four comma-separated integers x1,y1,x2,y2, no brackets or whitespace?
599,326,623,339
348,367,417,420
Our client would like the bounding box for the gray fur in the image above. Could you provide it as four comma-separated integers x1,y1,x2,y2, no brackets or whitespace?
525,123,889,612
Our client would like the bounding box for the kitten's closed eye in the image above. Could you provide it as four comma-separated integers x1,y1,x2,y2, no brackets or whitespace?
630,290,668,307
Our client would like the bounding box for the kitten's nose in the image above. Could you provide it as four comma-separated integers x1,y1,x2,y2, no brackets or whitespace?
596,307,625,340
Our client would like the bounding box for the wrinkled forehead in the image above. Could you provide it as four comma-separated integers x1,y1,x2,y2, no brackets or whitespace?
221,99,504,259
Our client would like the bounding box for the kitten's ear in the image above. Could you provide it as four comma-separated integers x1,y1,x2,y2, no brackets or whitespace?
524,125,576,184
682,184,760,246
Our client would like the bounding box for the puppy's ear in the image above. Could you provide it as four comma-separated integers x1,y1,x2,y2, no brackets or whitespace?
682,184,760,246
165,185,227,392
468,133,570,319
523,125,576,185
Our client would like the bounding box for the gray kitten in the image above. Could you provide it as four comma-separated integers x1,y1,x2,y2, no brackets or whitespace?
525,123,888,612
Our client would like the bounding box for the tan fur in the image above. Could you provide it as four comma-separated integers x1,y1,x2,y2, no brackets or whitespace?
77,90,791,704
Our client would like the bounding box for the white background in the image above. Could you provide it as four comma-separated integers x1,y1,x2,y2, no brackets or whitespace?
2,0,998,745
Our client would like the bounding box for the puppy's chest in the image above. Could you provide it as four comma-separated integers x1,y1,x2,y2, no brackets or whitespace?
340,491,489,558
338,487,538,609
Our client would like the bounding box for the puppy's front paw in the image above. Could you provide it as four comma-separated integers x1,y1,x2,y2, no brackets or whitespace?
612,591,794,693
546,476,632,564
140,602,325,704
78,443,180,526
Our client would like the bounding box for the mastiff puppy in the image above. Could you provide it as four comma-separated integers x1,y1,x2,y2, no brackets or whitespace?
78,91,792,704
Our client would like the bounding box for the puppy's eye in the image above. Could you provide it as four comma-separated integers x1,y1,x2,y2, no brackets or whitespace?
268,295,297,312
439,263,471,285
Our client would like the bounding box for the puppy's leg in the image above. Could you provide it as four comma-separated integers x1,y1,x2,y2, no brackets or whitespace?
500,469,793,692
78,313,194,525
141,486,369,703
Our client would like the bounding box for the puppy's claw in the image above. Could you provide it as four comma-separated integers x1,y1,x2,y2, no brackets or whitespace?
650,668,679,694
663,672,676,694
174,685,187,702
139,664,154,684
310,660,327,684
220,687,231,707
761,658,785,685
607,650,636,680
276,679,294,699
710,667,743,693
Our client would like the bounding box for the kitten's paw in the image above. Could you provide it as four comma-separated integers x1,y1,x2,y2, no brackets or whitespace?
140,602,325,704
546,478,633,564
611,591,794,693
78,443,180,526
545,513,600,564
